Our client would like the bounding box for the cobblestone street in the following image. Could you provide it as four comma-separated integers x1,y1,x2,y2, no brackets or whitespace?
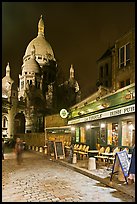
2,151,135,202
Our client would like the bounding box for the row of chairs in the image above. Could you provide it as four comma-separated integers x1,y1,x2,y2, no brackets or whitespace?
73,144,90,159
94,146,129,166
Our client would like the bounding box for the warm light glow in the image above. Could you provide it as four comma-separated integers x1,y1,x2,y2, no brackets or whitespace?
98,105,104,109
88,109,93,112
101,123,106,128
86,125,91,130
128,123,134,130
71,126,75,131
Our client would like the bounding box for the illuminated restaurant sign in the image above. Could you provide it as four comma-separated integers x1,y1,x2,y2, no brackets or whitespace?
68,104,135,125
60,109,68,118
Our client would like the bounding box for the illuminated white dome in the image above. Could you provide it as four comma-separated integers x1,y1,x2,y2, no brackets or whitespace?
23,15,55,64
25,35,54,58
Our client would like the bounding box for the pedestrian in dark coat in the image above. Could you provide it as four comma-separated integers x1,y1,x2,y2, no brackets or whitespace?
14,137,24,165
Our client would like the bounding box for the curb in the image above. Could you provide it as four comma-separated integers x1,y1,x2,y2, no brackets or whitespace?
56,160,135,199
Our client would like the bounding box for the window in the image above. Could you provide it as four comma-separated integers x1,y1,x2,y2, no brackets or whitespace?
100,66,103,78
105,63,109,76
126,78,130,86
120,78,130,88
100,123,106,143
76,127,80,142
3,117,7,128
122,121,135,147
80,127,86,143
21,81,24,89
119,47,124,67
107,122,118,146
105,80,108,87
120,81,125,88
112,123,118,146
119,43,130,68
126,43,130,64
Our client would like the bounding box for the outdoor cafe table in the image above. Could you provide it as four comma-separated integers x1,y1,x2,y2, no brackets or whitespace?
88,150,99,157
101,152,114,156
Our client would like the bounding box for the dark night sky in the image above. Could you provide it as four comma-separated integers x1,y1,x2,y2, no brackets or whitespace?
2,2,135,99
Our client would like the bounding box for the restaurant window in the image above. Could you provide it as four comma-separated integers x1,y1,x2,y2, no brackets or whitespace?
122,120,135,147
80,127,86,143
100,123,106,143
107,123,112,145
76,127,80,143
107,122,118,146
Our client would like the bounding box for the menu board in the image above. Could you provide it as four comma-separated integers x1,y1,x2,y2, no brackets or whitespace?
54,141,65,159
117,150,130,177
110,150,131,183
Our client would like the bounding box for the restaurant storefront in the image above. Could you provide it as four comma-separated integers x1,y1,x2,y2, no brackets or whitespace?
68,84,135,152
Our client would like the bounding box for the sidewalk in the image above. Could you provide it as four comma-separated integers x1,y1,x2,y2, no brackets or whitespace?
55,157,135,199
26,150,135,200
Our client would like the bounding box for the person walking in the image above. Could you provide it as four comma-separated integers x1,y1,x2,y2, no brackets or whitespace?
14,137,23,165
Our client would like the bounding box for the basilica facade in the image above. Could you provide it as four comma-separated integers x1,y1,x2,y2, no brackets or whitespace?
2,15,81,138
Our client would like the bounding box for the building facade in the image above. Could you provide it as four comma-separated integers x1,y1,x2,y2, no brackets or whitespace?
97,28,135,92
68,84,135,151
68,29,135,151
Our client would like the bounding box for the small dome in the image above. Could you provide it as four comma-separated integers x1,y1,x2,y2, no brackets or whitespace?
22,56,41,74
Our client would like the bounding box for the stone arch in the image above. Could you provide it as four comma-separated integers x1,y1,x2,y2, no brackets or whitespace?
14,112,25,134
